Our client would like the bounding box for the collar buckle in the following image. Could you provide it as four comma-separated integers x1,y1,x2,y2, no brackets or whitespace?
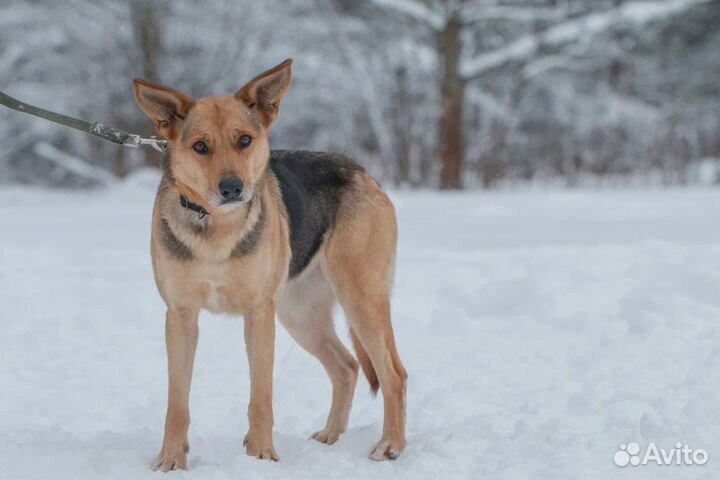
123,134,168,152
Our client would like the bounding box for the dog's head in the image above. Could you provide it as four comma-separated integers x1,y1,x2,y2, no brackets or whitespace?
133,59,292,213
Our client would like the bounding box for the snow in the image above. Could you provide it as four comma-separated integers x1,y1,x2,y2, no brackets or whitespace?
2,178,720,479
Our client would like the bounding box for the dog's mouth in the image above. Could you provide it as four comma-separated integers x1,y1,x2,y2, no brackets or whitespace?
215,191,253,211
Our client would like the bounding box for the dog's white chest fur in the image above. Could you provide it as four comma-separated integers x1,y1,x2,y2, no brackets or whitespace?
204,279,227,313
194,264,233,314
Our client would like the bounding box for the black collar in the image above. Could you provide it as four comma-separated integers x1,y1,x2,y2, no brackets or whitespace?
179,195,209,219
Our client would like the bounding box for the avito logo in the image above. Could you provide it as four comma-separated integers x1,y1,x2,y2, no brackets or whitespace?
614,442,708,467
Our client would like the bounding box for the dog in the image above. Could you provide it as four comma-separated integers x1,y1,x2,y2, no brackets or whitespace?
132,59,407,471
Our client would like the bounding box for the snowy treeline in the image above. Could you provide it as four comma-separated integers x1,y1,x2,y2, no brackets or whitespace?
0,0,718,189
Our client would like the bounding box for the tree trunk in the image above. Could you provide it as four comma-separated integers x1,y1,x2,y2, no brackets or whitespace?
437,14,465,190
128,0,165,172
130,0,163,83
393,66,412,186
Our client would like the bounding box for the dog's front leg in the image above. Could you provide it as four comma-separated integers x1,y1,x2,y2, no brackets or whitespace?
153,307,199,472
243,300,278,461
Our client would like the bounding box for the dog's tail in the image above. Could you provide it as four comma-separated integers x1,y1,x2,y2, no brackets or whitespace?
349,329,379,396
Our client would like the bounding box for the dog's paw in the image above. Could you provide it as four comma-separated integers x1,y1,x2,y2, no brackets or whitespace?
310,427,343,445
244,433,279,461
151,443,189,472
369,436,405,461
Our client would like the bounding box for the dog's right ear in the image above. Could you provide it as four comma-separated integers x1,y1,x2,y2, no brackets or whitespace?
133,79,194,139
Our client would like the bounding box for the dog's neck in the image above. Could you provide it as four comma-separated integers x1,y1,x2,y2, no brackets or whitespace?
156,171,269,263
155,183,264,263
164,181,256,234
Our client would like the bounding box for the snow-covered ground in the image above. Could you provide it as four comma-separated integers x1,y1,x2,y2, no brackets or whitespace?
2,177,720,479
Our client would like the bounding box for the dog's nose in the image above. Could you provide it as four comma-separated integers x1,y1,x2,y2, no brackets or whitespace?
218,176,244,201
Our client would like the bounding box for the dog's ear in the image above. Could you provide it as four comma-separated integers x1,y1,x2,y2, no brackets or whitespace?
235,59,292,126
133,79,194,139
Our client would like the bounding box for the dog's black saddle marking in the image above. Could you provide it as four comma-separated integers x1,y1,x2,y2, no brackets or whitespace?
269,150,363,279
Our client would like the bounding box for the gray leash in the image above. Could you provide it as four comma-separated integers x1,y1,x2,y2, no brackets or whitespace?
0,90,167,152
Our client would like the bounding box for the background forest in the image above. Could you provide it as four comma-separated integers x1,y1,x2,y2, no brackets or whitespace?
1,0,718,189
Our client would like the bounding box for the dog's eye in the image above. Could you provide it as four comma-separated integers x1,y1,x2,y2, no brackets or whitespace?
238,135,252,149
192,141,209,155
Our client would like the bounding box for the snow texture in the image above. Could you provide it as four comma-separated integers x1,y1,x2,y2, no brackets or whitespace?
2,177,720,479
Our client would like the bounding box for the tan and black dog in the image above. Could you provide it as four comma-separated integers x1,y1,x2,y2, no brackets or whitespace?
132,59,407,471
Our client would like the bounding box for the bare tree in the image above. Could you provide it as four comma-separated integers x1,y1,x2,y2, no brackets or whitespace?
371,0,712,189
130,0,164,83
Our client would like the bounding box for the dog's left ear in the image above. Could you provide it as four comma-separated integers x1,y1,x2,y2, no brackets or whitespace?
236,59,292,126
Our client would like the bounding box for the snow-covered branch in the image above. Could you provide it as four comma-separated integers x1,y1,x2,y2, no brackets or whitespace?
461,0,711,80
369,0,444,30
522,54,607,80
34,142,117,186
461,5,565,24
466,88,515,122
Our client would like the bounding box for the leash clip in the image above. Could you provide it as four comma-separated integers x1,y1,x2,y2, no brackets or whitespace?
123,134,168,152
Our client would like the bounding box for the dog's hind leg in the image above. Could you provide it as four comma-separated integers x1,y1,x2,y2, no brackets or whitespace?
323,184,407,461
277,263,359,445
